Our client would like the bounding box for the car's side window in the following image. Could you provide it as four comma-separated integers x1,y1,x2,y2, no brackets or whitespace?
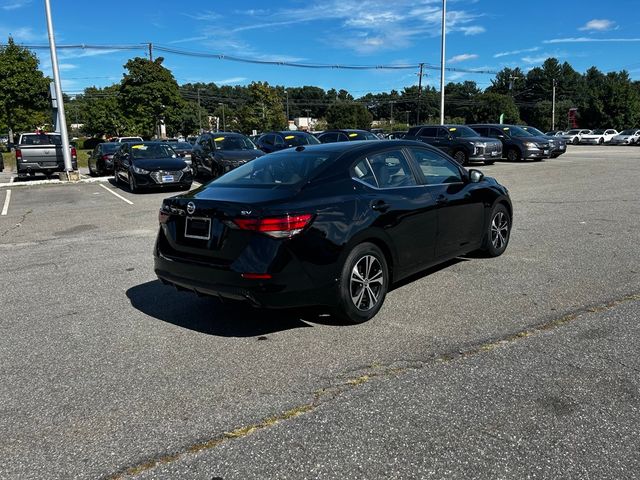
338,133,349,142
408,147,463,185
366,150,417,188
419,127,437,138
351,159,377,188
473,127,488,136
274,135,284,146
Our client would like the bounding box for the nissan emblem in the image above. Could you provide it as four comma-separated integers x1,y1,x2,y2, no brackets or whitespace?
187,202,196,215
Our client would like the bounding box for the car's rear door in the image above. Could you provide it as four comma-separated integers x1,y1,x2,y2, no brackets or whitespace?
406,146,485,259
352,148,437,271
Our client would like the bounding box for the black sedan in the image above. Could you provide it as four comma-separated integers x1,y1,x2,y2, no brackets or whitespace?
88,142,119,176
191,132,264,178
113,142,193,193
317,129,380,143
255,131,320,153
154,140,512,323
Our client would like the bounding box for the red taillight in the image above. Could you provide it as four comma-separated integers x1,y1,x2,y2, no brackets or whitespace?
158,210,170,224
102,154,111,161
241,273,272,280
15,149,22,161
71,147,77,159
233,214,313,238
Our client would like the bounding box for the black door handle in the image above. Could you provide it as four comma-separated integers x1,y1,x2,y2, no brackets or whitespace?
436,195,448,205
371,200,389,212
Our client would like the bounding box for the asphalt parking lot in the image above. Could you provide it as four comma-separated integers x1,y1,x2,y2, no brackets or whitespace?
1,146,639,479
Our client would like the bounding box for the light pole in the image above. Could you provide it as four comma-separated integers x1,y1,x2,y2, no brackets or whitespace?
197,88,203,133
218,103,226,131
439,0,447,125
44,0,73,174
551,79,557,131
285,90,290,126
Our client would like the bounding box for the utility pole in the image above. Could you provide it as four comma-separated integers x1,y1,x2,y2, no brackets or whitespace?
551,78,557,131
417,63,424,125
218,103,226,131
197,89,202,133
285,90,290,125
439,0,447,125
148,42,153,61
44,0,73,175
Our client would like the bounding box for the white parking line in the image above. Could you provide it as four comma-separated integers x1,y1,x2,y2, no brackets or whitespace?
1,189,11,216
99,184,134,205
9,176,15,184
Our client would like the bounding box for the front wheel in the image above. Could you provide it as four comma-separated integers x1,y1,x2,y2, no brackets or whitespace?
453,150,469,166
128,173,137,193
506,148,521,162
598,138,604,145
482,204,511,257
334,242,389,324
572,137,579,145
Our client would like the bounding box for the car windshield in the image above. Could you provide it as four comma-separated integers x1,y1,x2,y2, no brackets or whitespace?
619,130,636,135
591,129,605,134
120,137,142,142
565,129,580,134
523,127,545,136
130,144,175,159
20,134,62,145
448,126,481,138
213,135,256,150
174,142,193,150
102,143,119,153
282,133,321,147
212,149,335,187
502,126,533,138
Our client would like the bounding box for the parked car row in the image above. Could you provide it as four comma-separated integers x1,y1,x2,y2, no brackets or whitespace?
552,129,640,145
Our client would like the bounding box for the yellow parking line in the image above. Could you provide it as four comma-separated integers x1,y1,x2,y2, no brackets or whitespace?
99,184,134,205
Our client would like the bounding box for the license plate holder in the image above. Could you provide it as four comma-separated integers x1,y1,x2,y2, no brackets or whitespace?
185,217,211,240
162,175,175,183
491,150,499,156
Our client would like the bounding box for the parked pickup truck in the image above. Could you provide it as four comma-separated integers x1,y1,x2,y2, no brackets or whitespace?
15,132,77,178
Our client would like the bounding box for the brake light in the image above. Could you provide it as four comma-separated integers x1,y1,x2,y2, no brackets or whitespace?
232,214,313,238
102,154,110,161
241,273,272,280
15,149,22,162
158,209,170,224
71,147,77,159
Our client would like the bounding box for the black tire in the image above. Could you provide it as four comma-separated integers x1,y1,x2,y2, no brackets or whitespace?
572,137,579,145
128,173,137,193
506,148,521,162
598,138,604,145
482,204,511,257
453,150,469,166
484,160,495,166
114,170,121,185
333,242,389,324
88,160,96,176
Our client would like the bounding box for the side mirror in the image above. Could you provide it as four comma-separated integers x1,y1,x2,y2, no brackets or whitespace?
469,169,484,183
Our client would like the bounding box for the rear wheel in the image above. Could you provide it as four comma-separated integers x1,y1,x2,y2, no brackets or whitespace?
506,148,521,162
334,242,388,324
482,204,511,257
572,137,579,145
598,138,604,145
88,161,96,176
453,150,469,166
128,173,137,193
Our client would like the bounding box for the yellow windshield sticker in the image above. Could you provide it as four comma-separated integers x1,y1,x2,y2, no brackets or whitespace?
214,137,225,142
285,135,295,140
349,133,358,137
449,128,457,132
503,127,509,131
132,145,146,149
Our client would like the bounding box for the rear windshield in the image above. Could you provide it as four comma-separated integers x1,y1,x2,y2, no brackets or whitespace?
174,142,193,150
130,144,175,159
347,131,378,140
101,143,119,153
282,133,321,147
20,134,61,145
213,135,256,150
212,149,335,187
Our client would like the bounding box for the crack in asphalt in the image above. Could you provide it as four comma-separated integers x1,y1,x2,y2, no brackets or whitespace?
0,209,32,238
105,291,640,479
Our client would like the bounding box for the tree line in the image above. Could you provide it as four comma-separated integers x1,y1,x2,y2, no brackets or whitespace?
2,37,640,140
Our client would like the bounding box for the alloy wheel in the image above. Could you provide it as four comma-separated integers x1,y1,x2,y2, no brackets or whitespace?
350,255,384,311
491,212,509,250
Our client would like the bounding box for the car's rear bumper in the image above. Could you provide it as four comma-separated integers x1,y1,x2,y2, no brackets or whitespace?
154,233,333,308
17,160,78,173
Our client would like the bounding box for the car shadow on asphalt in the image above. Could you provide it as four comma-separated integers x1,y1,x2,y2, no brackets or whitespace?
390,258,468,291
126,280,352,337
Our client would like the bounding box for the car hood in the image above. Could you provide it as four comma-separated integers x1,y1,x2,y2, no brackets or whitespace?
133,158,187,170
214,150,264,160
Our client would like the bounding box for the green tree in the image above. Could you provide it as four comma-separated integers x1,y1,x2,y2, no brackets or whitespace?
119,57,183,138
471,92,520,124
326,102,373,129
78,85,131,137
0,37,50,143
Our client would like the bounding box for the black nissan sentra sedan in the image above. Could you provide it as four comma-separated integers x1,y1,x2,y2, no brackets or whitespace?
154,140,512,323
113,142,193,193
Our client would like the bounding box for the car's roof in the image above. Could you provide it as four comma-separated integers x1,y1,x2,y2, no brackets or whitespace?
268,139,437,157
320,129,372,133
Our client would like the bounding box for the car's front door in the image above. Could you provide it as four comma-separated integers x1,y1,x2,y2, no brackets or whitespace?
406,146,485,259
352,148,438,272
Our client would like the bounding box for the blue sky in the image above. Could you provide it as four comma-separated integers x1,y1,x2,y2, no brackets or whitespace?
2,0,640,95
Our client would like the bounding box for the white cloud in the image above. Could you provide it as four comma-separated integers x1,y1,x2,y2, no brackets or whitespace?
0,25,45,42
1,0,31,11
579,19,617,32
494,47,540,58
448,53,478,63
545,37,640,43
214,77,247,85
460,25,485,35
183,11,220,21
